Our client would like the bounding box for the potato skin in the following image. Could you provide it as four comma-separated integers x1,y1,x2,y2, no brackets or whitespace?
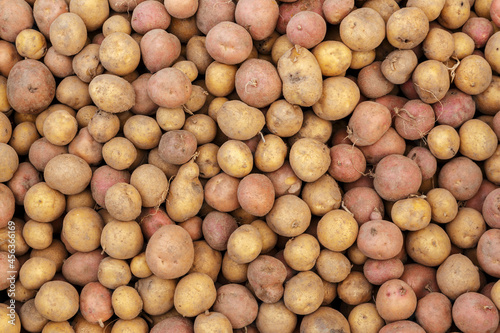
452,292,499,333
278,46,323,107
145,225,194,280
235,0,279,41
89,74,136,113
213,284,259,329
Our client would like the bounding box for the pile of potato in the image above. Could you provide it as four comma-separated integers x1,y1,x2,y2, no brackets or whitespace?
2,0,500,332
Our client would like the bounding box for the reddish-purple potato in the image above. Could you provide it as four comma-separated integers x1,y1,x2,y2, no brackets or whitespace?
265,161,303,197
61,250,106,286
357,61,394,99
466,179,498,212
379,320,425,333
158,130,198,165
358,127,406,165
151,316,194,333
196,0,235,35
328,144,366,183
342,187,384,225
347,101,392,146
7,162,41,205
237,174,275,217
213,284,259,329
407,146,437,181
235,0,279,41
204,173,241,212
138,207,175,240
205,21,253,65
131,73,157,115
90,165,131,208
80,282,113,326
322,0,354,24
477,229,500,278
462,17,494,48
131,0,171,34
438,156,483,201
400,263,439,299
363,258,404,285
433,88,476,128
482,188,500,229
140,29,181,73
202,211,238,251
452,292,499,333
286,11,327,49
415,292,452,333
357,220,404,260
276,0,324,34
29,138,68,172
376,279,417,322
394,99,435,140
147,67,192,108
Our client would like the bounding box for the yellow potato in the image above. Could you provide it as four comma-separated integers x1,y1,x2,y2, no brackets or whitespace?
312,41,352,77
112,286,143,320
174,272,217,317
312,76,360,121
15,29,47,60
391,197,432,231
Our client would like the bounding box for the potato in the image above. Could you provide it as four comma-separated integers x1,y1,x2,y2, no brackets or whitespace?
347,101,392,147
166,159,203,222
438,156,483,201
183,114,216,145
140,29,181,73
266,195,311,237
69,0,108,31
256,301,296,333
427,124,460,160
391,197,431,231
227,224,262,264
22,220,53,250
130,0,170,34
186,36,213,75
357,219,404,260
459,118,498,162
291,110,333,145
234,0,278,41
204,62,237,97
201,212,238,252
373,154,422,202
283,233,320,272
289,138,330,183
340,8,385,51
19,299,49,333
102,14,131,36
104,183,142,221
221,252,248,283
0,303,21,333
412,60,450,104
101,221,143,260
278,45,323,107
205,21,252,65
62,207,103,253
364,257,404,286
284,271,324,315
18,257,55,290
99,32,140,76
316,250,351,283
216,100,265,141
337,271,373,305
80,282,113,326
150,316,194,333
438,0,471,29
315,209,357,254
436,253,480,300
203,173,239,213
7,59,55,115
43,154,92,196
246,255,286,304
147,67,191,109
358,61,395,99
194,312,232,333
145,224,194,279
89,74,135,114
173,272,216,317
380,321,426,333
34,281,79,321
301,174,342,216
213,284,258,329
300,307,349,333
61,250,104,286
129,74,156,116
101,137,136,170
24,182,65,223
376,279,418,322
110,318,148,333
452,292,499,333
130,252,152,279
312,41,351,77
422,27,455,62
455,55,493,96
167,16,200,44
90,165,130,208
0,0,34,42
348,303,384,333
394,99,435,140
235,59,281,108
327,144,366,183
48,12,87,56
135,275,177,316
406,223,451,267
286,11,327,49
253,134,287,173
477,229,500,277
15,28,47,60
217,140,253,178
432,89,475,128
414,292,452,333
312,76,360,121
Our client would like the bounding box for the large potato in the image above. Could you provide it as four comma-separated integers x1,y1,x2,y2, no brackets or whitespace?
278,46,323,107
216,100,265,141
340,8,385,52
89,74,135,113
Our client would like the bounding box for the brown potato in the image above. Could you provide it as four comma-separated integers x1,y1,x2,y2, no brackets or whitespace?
101,221,143,260
312,76,360,121
212,283,258,329
348,302,385,333
174,272,216,317
340,8,386,51
412,60,450,104
436,253,480,300
35,281,79,322
284,271,324,315
266,195,311,237
406,223,451,267
337,271,373,305
289,138,331,183
216,100,265,141
49,13,87,56
89,74,135,114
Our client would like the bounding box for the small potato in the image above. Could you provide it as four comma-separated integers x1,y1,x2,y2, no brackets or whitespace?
286,11,326,49
289,138,330,183
194,312,233,333
348,303,385,333
316,209,358,252
427,124,460,160
130,252,152,279
357,61,394,99
15,28,47,60
147,67,191,109
455,55,493,96
188,240,222,281
141,29,181,73
386,7,429,49
254,134,287,173
438,0,471,29
174,272,216,317
80,282,113,326
61,250,105,286
213,284,258,329
302,174,342,216
412,60,450,104
183,114,216,145
205,21,253,65
186,36,213,75
337,271,373,305
22,220,53,250
236,173,275,217
423,27,455,62
391,197,431,231
376,279,417,322
340,8,385,51
99,32,140,76
438,156,483,201
284,234,320,272
235,58,281,108
301,307,350,333
312,40,352,77
104,183,142,221
453,32,475,59
460,118,498,161
364,258,404,286
291,110,333,145
426,188,458,224
266,195,311,237
436,253,480,300
266,100,303,138
217,140,253,178
69,0,109,32
19,257,56,290
221,252,248,283
205,61,237,97
357,220,404,260
102,137,137,170
49,13,87,56
101,221,144,260
312,76,360,121
89,74,136,114
407,147,437,181
44,153,92,196
24,182,65,223
415,292,452,333
278,45,323,107
135,275,176,316
202,212,238,252
203,173,239,212
406,223,451,267
227,224,262,264
327,144,366,183
381,49,418,85
6,162,41,206
316,250,351,284
102,14,131,36
350,50,377,69
130,164,168,208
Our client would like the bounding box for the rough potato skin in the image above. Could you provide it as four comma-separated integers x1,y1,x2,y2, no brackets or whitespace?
7,60,55,114
373,154,422,201
89,74,135,113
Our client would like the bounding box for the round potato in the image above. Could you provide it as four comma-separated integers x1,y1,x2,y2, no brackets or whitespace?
340,8,386,52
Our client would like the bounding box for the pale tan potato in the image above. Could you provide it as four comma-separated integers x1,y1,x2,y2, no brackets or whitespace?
43,110,78,146
254,134,287,173
35,281,79,322
381,49,418,85
406,223,452,267
427,125,461,160
102,14,131,36
205,61,237,97
266,194,311,237
62,207,103,252
278,45,323,107
8,121,40,156
453,32,475,60
89,74,136,114
312,41,352,77
174,272,216,317
340,8,386,52
301,174,342,216
130,252,152,279
99,32,140,76
459,119,498,161
438,0,471,29
101,221,144,259
312,76,360,121
15,29,47,60
455,55,493,96
289,138,331,183
284,233,320,272
98,257,132,289
316,249,352,284
412,60,450,103
423,27,455,62
22,220,53,250
426,188,459,224
284,271,324,315
24,182,65,223
348,303,385,333
69,0,109,31
266,100,303,138
391,197,432,231
217,140,253,178
406,0,445,21
44,153,92,195
49,13,87,56
446,208,486,249
227,225,262,264
337,271,373,305
19,257,56,290
216,100,265,141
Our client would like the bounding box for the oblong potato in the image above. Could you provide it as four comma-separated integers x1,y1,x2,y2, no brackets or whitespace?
89,74,135,113
216,100,265,141
278,45,323,107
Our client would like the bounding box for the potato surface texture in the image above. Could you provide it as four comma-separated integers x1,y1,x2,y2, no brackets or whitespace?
3,1,500,332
